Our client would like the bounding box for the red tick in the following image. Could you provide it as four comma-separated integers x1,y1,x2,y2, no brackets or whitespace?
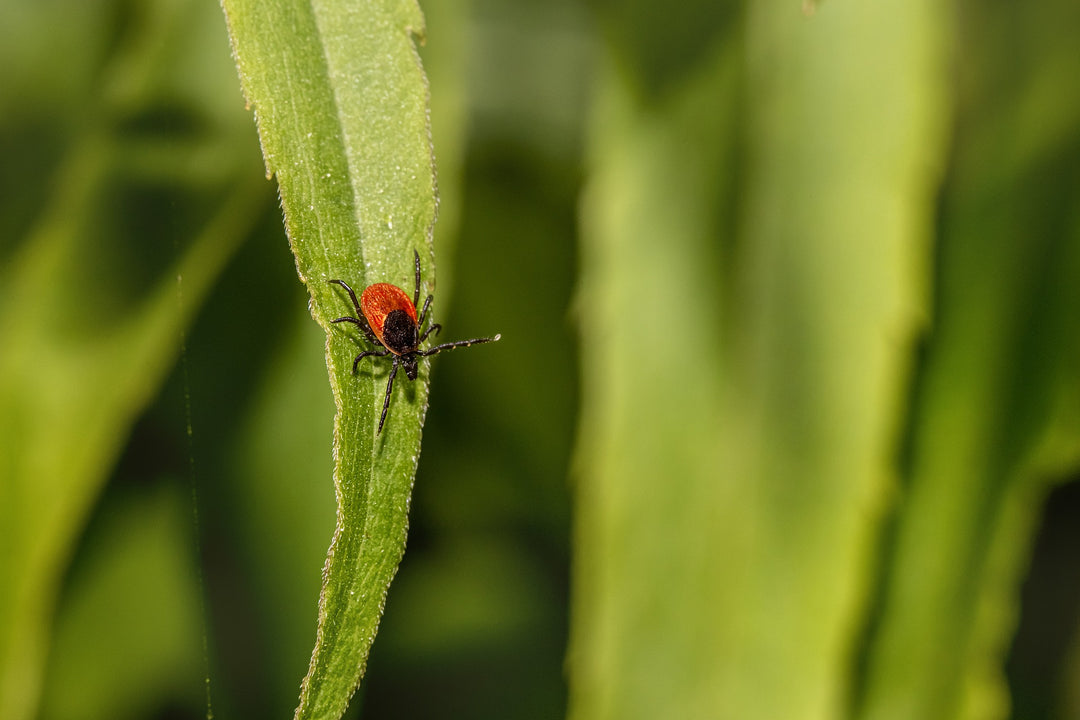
329,250,501,434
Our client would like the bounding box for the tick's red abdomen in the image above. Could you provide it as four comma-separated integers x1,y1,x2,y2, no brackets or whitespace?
361,283,418,352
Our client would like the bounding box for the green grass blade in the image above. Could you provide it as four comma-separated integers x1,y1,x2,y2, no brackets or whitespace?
37,485,207,720
569,1,946,718
0,157,264,720
0,1,266,715
855,1,1080,714
219,0,438,716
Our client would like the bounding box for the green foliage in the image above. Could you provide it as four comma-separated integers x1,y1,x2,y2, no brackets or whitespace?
571,1,1080,719
571,1,945,716
0,0,265,717
38,486,206,720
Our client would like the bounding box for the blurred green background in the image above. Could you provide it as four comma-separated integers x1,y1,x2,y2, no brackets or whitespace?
2,0,1079,719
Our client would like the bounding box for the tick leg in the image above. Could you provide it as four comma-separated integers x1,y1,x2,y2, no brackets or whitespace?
352,348,390,374
412,250,422,309
419,323,442,343
422,334,501,356
417,294,442,343
329,279,362,316
378,358,400,434
417,294,434,327
330,280,381,344
332,315,379,345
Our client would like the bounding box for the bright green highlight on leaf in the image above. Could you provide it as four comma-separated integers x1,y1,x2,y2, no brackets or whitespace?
219,0,437,716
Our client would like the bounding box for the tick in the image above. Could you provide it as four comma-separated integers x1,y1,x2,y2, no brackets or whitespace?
329,250,501,434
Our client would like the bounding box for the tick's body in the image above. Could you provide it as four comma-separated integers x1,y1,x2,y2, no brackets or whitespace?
361,283,420,355
329,251,500,433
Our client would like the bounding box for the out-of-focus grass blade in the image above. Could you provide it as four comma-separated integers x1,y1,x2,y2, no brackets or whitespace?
569,1,946,718
0,1,266,716
219,0,438,716
570,46,741,720
0,155,263,720
855,0,1080,715
38,485,206,720
856,170,1080,720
